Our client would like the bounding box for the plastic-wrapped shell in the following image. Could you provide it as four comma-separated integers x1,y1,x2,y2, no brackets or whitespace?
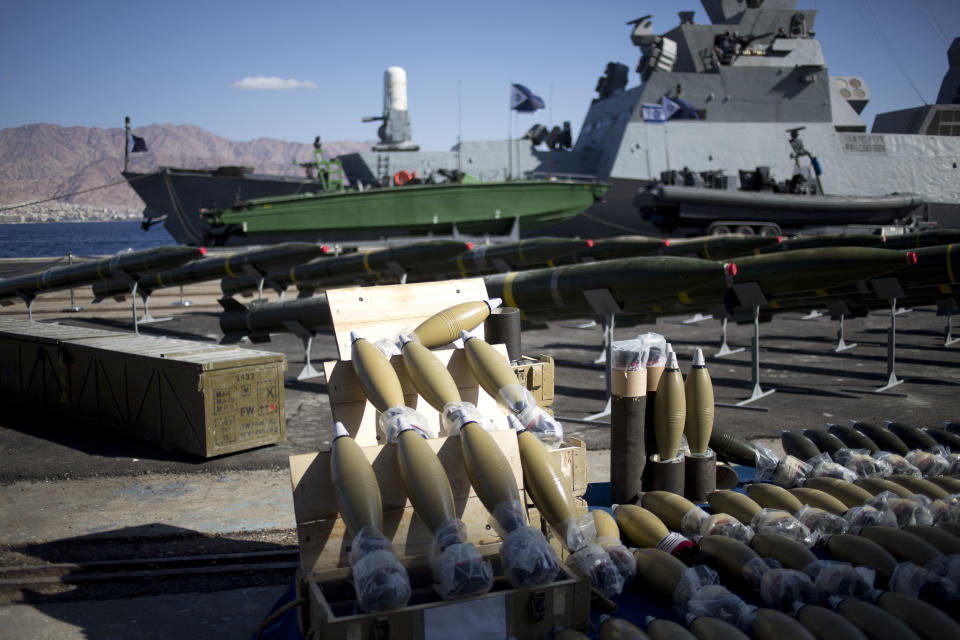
395,429,456,533
642,491,698,531
825,533,898,584
351,337,405,412
781,431,822,461
707,490,762,525
399,339,461,410
835,598,922,640
632,548,688,597
854,477,915,499
698,535,760,582
646,617,697,640
600,616,651,640
751,533,817,571
615,504,670,549
593,509,622,540
851,421,910,455
788,488,849,516
923,427,960,451
752,609,816,640
516,429,576,535
827,423,880,453
796,604,868,640
886,474,950,500
801,430,847,457
746,483,804,514
802,477,872,509
409,300,493,349
875,591,960,640
459,423,522,530
689,616,750,640
858,526,942,566
330,432,383,535
463,334,520,398
885,422,939,451
709,427,758,467
902,524,960,555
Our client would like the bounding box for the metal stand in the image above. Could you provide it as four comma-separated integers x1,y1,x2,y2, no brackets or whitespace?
716,283,774,411
844,277,907,395
801,309,824,320
937,298,959,347
283,320,323,380
683,313,713,324
242,264,268,300
828,302,857,352
171,285,192,307
15,289,36,321
385,261,408,284
110,268,141,334
572,288,622,423
138,293,172,325
714,316,744,358
61,252,84,313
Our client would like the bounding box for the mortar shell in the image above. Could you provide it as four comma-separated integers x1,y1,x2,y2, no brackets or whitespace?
801,429,847,457
463,334,522,399
827,423,880,452
632,548,687,597
752,608,817,640
684,350,714,455
709,427,758,467
796,604,868,640
886,474,950,500
599,616,650,640
858,526,942,566
780,431,821,461
745,483,804,513
875,591,960,639
750,533,817,571
410,299,497,348
853,477,915,498
330,428,383,535
825,533,898,583
689,616,750,640
396,429,456,533
902,524,960,555
399,338,462,410
835,598,922,640
885,421,939,451
802,477,872,509
788,488,849,516
707,490,761,525
593,509,622,540
641,491,698,531
516,429,576,541
614,504,670,549
351,335,404,412
698,535,760,583
850,421,910,455
646,618,697,640
654,355,686,460
460,423,523,531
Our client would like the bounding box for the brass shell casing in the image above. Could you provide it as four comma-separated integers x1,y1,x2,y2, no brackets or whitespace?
683,365,714,454
517,429,576,534
460,423,523,529
399,339,461,410
641,491,697,531
802,477,873,509
395,429,456,533
654,365,686,460
825,533,897,583
752,608,817,640
745,483,804,514
330,433,383,536
592,509,621,541
410,301,492,348
751,533,817,571
463,335,520,399
788,487,849,516
614,504,669,549
351,337,404,412
707,489,762,525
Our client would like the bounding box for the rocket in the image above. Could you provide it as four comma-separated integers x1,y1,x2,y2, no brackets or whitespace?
574,235,668,261
757,231,884,253
882,228,960,250
350,332,492,599
683,348,713,455
397,335,560,588
661,233,781,260
329,421,411,612
653,349,685,460
411,237,593,279
407,298,500,348
218,294,330,343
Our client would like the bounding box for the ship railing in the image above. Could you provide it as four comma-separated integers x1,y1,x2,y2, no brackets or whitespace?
527,171,602,183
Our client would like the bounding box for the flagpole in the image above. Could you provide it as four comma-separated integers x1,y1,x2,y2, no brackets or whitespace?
507,83,512,181
124,116,130,173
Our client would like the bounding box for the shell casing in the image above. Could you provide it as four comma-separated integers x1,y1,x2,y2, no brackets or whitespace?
684,366,714,454
399,339,461,411
826,533,898,583
853,477,915,498
750,533,817,571
827,423,880,452
707,490,762,525
752,608,817,640
801,477,872,509
646,618,696,640
709,427,758,466
902,524,960,555
410,301,492,349
801,429,847,456
835,598,922,640
780,431,822,461
796,604,869,640
654,365,686,460
459,423,524,531
698,535,760,582
632,548,688,597
516,429,576,540
886,474,950,500
599,616,649,640
614,504,670,549
330,433,383,535
395,429,456,533
788,487,849,516
592,509,621,541
641,491,697,531
885,421,939,451
463,334,520,399
875,591,960,638
850,421,910,455
746,483,804,514
351,337,404,412
858,526,942,566
689,616,750,640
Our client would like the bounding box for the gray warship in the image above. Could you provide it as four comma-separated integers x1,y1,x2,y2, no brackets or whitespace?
339,0,960,237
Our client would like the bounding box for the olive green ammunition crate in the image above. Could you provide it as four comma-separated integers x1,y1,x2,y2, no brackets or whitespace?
510,354,555,407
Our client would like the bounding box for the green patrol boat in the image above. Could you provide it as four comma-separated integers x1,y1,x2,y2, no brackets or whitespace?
203,177,609,245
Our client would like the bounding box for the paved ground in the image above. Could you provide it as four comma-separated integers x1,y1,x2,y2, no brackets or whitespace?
0,281,957,638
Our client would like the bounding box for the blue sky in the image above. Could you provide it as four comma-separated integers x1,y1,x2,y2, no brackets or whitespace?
1,0,958,151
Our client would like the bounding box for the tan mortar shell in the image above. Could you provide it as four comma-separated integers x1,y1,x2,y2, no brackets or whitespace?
409,300,493,348
646,618,697,640
463,334,522,400
875,592,960,638
684,361,714,454
752,608,817,640
886,474,950,500
858,526,942,566
801,477,872,509
853,477,915,499
517,429,576,537
654,357,686,460
593,509,622,540
330,431,383,535
642,491,698,531
554,630,591,640
614,504,670,548
632,548,687,597
698,535,760,581
460,422,524,530
396,429,456,533
825,534,898,583
351,336,404,412
902,524,960,555
927,475,960,493
707,490,762,524
599,616,650,640
835,598,922,640
788,488,849,516
751,533,817,571
689,616,750,640
400,338,462,410
746,483,804,514
796,605,868,640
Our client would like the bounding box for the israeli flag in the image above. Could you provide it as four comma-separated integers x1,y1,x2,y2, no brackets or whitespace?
510,83,545,112
661,96,681,120
642,104,668,122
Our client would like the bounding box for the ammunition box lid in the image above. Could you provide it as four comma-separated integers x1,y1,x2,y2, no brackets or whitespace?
64,334,228,358
0,319,120,343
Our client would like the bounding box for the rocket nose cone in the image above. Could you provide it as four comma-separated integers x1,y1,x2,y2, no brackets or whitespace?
334,421,349,438
692,348,705,367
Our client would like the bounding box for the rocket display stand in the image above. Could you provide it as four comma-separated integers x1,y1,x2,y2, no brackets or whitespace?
713,315,745,358
937,297,959,346
844,277,908,396
283,320,323,381
577,288,623,423
827,301,859,353
715,282,774,411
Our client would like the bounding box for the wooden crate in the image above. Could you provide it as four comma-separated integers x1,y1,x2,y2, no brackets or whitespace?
511,354,555,407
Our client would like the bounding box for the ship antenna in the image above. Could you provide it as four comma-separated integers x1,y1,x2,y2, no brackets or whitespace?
457,79,462,175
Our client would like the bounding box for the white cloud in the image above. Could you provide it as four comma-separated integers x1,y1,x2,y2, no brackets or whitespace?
231,76,318,90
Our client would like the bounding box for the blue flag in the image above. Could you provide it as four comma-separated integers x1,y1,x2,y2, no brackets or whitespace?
129,135,148,153
510,84,545,112
642,104,668,122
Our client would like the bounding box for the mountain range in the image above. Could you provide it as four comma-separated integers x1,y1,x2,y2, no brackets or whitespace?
0,123,374,211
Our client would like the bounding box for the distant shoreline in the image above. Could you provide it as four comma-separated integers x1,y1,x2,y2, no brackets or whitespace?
0,203,142,224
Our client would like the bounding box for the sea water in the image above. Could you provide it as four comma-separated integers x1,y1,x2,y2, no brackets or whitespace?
0,221,177,259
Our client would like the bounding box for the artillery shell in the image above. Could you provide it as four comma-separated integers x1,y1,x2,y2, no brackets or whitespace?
788,488,849,516
795,604,868,640
752,609,816,640
825,533,898,583
835,598,921,640
642,491,698,531
886,474,950,500
802,477,872,509
750,533,816,571
746,483,804,513
858,526,942,566
615,504,670,549
707,490,762,525
781,431,822,461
